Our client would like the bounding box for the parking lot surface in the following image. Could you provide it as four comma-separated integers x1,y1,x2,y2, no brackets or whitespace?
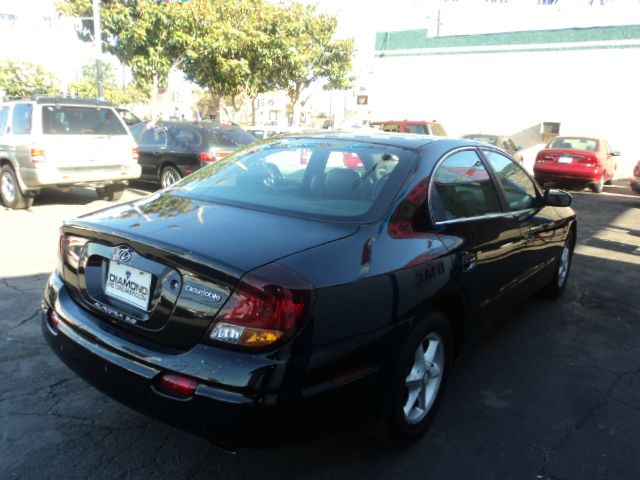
1,182,639,480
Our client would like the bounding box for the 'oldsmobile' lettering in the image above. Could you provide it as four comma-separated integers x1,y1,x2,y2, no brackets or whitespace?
185,284,222,302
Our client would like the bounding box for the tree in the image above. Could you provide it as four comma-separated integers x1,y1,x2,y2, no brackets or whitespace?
180,0,279,124
57,0,192,114
0,60,62,98
267,2,354,126
67,62,149,104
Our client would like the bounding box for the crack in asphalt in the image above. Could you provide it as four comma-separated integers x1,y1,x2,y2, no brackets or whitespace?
537,367,640,479
0,308,40,335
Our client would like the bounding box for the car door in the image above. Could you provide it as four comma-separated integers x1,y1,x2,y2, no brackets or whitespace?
430,148,528,330
137,126,168,180
481,149,563,296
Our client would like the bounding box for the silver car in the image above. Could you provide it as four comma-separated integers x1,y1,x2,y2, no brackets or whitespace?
0,98,141,209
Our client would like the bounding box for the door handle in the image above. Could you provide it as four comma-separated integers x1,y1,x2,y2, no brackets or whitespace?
460,251,477,273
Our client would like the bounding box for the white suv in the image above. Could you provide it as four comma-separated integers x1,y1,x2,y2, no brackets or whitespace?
0,98,141,209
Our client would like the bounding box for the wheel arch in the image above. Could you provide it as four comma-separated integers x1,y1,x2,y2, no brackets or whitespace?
429,291,467,359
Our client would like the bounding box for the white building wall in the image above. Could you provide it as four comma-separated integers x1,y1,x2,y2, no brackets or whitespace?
369,46,640,176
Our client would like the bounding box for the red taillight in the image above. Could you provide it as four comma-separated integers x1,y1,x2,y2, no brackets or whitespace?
207,263,313,348
156,373,198,398
59,232,88,271
199,152,216,162
536,153,553,163
132,147,139,161
30,147,45,164
577,154,598,167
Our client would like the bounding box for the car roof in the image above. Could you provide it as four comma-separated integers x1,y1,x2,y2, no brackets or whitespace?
370,120,441,125
267,130,443,149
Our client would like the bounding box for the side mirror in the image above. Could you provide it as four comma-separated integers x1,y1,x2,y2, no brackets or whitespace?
612,151,621,156
544,189,572,207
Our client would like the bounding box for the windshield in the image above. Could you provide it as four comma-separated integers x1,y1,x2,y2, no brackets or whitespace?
549,137,598,152
42,106,127,135
168,138,416,223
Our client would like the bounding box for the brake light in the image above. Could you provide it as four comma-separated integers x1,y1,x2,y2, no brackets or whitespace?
199,152,216,162
206,263,313,348
577,154,598,167
30,147,45,164
132,147,139,161
536,153,553,163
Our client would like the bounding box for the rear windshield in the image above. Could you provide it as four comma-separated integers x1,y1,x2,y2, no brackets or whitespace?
169,138,417,223
549,137,598,152
42,106,127,135
206,127,256,148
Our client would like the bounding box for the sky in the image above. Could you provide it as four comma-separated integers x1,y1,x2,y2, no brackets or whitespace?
2,0,640,89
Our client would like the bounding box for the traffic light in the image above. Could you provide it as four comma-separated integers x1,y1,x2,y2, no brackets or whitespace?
357,95,368,105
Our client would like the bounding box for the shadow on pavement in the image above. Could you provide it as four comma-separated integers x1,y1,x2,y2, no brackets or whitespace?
32,188,100,206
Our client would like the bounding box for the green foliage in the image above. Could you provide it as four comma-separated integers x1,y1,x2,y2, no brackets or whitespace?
267,3,354,107
67,61,149,104
0,60,62,97
56,0,354,122
58,0,192,95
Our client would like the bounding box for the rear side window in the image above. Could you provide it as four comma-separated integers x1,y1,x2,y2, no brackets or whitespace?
140,127,167,147
207,128,256,148
12,103,32,135
430,150,501,222
483,150,538,211
169,126,203,149
42,106,127,135
0,107,9,134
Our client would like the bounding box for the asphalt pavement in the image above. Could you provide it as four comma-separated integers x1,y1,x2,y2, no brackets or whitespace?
1,181,639,480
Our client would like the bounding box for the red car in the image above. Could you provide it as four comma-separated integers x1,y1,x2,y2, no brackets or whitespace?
631,160,640,195
534,136,619,193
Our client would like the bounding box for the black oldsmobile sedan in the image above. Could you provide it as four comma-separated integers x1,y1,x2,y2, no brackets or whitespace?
42,132,576,447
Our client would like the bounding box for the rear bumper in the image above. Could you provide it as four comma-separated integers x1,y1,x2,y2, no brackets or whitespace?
41,272,377,445
534,164,601,184
20,164,141,190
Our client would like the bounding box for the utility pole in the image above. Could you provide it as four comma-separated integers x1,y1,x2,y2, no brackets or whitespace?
93,0,103,99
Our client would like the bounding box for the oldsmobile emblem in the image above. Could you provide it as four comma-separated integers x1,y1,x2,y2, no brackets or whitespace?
113,247,133,263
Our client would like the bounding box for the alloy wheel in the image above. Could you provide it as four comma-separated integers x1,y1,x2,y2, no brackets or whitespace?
403,332,445,425
161,168,180,188
1,171,16,204
557,243,570,288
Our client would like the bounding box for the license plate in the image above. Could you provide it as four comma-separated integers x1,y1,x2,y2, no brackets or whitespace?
105,262,152,310
558,156,573,164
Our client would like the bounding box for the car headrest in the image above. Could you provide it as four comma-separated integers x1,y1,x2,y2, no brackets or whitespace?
324,168,360,199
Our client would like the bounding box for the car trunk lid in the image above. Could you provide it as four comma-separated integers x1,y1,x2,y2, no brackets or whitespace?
60,193,358,349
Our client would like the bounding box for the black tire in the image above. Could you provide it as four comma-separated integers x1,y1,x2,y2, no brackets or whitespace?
539,230,574,299
371,310,453,445
160,166,181,189
96,183,125,202
590,176,604,193
1,165,33,209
